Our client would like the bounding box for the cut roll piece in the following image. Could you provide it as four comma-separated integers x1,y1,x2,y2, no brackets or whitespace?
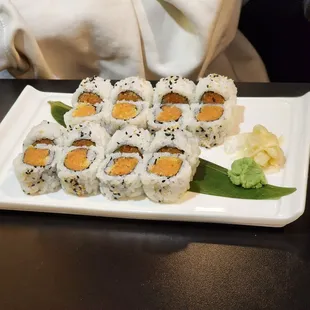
103,101,148,135
141,153,192,203
23,120,65,149
64,103,105,127
97,153,144,200
195,73,237,105
57,146,103,196
147,128,200,178
110,76,153,104
147,104,192,133
64,122,110,149
72,76,112,107
13,145,60,195
188,103,234,148
105,125,152,157
153,76,196,105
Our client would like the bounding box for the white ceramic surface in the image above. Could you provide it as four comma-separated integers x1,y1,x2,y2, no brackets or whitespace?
0,86,309,227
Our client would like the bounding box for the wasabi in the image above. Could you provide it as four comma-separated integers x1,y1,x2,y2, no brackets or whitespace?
228,157,267,189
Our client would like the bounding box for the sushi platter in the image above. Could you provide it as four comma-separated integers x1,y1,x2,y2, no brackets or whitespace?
0,75,309,227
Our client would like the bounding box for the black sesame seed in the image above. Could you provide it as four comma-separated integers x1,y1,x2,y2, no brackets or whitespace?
162,180,166,183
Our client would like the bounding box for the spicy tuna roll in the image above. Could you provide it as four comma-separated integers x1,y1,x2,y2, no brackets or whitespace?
64,102,105,127
103,100,148,135
153,76,196,105
141,153,192,203
64,122,110,149
97,152,144,200
110,76,153,104
57,146,103,196
23,120,65,149
188,74,238,148
105,125,151,157
14,145,60,195
188,103,234,148
195,73,237,106
147,104,192,133
72,76,112,107
147,128,200,178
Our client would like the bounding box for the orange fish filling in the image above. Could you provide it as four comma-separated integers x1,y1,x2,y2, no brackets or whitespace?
72,104,96,117
112,102,138,120
196,105,224,122
108,157,138,176
115,145,142,157
117,91,142,102
162,92,188,104
149,156,182,177
72,139,96,147
156,105,182,123
157,147,184,155
23,147,49,167
33,138,54,146
78,92,102,105
64,148,90,171
201,91,225,104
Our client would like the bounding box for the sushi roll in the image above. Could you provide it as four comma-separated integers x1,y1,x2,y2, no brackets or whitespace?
97,153,144,200
147,104,192,133
72,76,112,107
23,120,65,149
103,100,148,135
64,122,110,149
188,74,238,148
57,146,103,196
64,102,105,127
141,153,192,203
188,103,234,148
110,76,153,104
105,126,151,157
147,128,200,178
13,145,60,195
153,76,196,105
195,73,237,105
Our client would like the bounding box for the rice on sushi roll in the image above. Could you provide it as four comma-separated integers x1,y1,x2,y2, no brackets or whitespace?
188,74,237,148
105,125,152,157
110,76,153,104
195,73,237,106
64,122,110,149
188,103,234,148
141,152,192,203
103,100,148,135
97,153,144,200
64,102,105,127
23,120,65,149
153,76,196,105
147,104,192,133
14,145,60,195
72,76,112,107
147,128,200,178
57,146,103,196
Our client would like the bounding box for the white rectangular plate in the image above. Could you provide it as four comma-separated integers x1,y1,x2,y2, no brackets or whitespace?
0,86,309,227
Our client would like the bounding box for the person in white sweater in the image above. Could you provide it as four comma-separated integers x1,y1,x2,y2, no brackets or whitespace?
0,0,268,81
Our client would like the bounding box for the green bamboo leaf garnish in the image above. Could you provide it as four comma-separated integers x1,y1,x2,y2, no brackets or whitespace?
190,159,296,200
48,101,71,127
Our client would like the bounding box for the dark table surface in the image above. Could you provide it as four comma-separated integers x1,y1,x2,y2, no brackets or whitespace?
0,80,310,310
